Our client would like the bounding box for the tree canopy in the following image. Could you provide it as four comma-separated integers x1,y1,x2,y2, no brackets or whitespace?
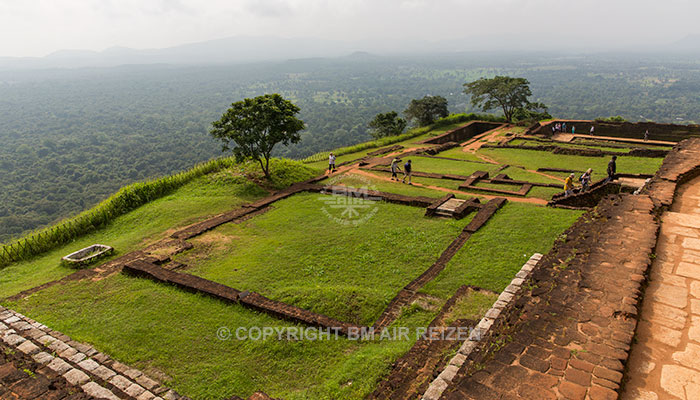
404,95,449,127
463,76,546,122
367,111,407,139
210,94,304,178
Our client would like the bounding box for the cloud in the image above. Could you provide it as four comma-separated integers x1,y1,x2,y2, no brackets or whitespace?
245,0,294,17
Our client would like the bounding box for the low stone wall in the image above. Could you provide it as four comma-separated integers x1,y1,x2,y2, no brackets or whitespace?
425,194,456,217
548,179,622,208
422,254,543,400
531,120,700,142
419,121,504,145
123,260,361,336
368,285,480,400
366,145,404,156
482,143,667,158
416,141,459,155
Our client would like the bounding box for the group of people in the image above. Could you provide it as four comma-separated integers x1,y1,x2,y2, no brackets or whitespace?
391,158,413,184
563,155,617,197
552,122,595,136
327,152,414,184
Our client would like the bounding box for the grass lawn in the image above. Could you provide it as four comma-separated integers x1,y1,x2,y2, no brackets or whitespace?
0,160,318,299
176,192,470,326
497,166,562,184
478,148,664,176
508,139,630,153
318,172,451,199
431,147,487,163
4,273,440,400
409,156,501,177
421,203,583,298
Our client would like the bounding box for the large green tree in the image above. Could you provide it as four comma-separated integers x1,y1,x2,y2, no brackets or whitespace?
367,111,407,139
210,94,304,178
464,76,546,123
404,95,449,127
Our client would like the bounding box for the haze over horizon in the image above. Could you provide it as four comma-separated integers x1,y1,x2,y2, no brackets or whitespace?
2,0,699,59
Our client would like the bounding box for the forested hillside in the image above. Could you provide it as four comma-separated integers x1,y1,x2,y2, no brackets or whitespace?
2,52,700,241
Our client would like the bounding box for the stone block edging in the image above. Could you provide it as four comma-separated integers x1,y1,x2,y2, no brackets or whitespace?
0,306,185,400
421,253,543,400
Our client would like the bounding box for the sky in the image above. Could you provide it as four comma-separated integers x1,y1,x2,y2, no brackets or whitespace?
0,0,697,57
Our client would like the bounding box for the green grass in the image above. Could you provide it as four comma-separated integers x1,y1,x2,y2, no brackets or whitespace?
5,273,439,400
318,172,450,199
177,192,469,326
508,138,630,153
478,148,664,176
431,147,486,163
497,166,562,185
409,156,500,177
0,160,318,299
421,203,583,298
443,290,499,326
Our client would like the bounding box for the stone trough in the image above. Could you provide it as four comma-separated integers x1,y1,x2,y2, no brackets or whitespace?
61,244,113,268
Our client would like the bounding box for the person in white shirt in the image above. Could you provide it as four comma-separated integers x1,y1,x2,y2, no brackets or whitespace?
328,153,336,173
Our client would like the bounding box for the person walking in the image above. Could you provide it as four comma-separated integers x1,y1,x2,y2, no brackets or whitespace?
562,122,567,133
606,156,617,182
390,158,402,181
564,173,576,196
328,152,336,173
580,168,592,191
402,159,413,185
644,130,649,141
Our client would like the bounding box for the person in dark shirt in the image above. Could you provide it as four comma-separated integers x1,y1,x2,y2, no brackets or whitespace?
606,156,617,182
402,160,413,185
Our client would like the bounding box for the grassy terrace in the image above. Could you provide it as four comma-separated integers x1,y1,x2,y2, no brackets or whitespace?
0,119,669,400
0,161,318,298
478,147,664,176
176,192,470,326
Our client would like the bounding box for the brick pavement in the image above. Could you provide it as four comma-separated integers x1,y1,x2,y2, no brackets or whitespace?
623,174,700,399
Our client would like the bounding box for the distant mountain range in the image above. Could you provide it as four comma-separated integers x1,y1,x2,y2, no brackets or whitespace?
1,34,699,70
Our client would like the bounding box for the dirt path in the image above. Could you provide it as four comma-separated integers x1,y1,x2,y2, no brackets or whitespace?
349,168,548,205
462,126,511,153
622,174,700,399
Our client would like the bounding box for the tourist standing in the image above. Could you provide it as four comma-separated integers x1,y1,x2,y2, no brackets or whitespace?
402,160,413,185
572,125,576,134
644,130,649,141
606,156,617,182
562,122,567,133
590,125,595,135
328,153,336,173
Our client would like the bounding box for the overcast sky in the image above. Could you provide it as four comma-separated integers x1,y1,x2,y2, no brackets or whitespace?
0,0,697,57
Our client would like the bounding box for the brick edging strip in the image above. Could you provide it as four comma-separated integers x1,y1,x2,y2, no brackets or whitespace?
420,253,543,400
0,306,184,400
123,260,362,336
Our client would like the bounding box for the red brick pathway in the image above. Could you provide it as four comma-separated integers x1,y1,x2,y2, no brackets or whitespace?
439,193,658,399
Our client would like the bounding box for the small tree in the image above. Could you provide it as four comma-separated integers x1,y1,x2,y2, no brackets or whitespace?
463,76,544,123
404,95,449,127
368,111,407,139
210,94,304,179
